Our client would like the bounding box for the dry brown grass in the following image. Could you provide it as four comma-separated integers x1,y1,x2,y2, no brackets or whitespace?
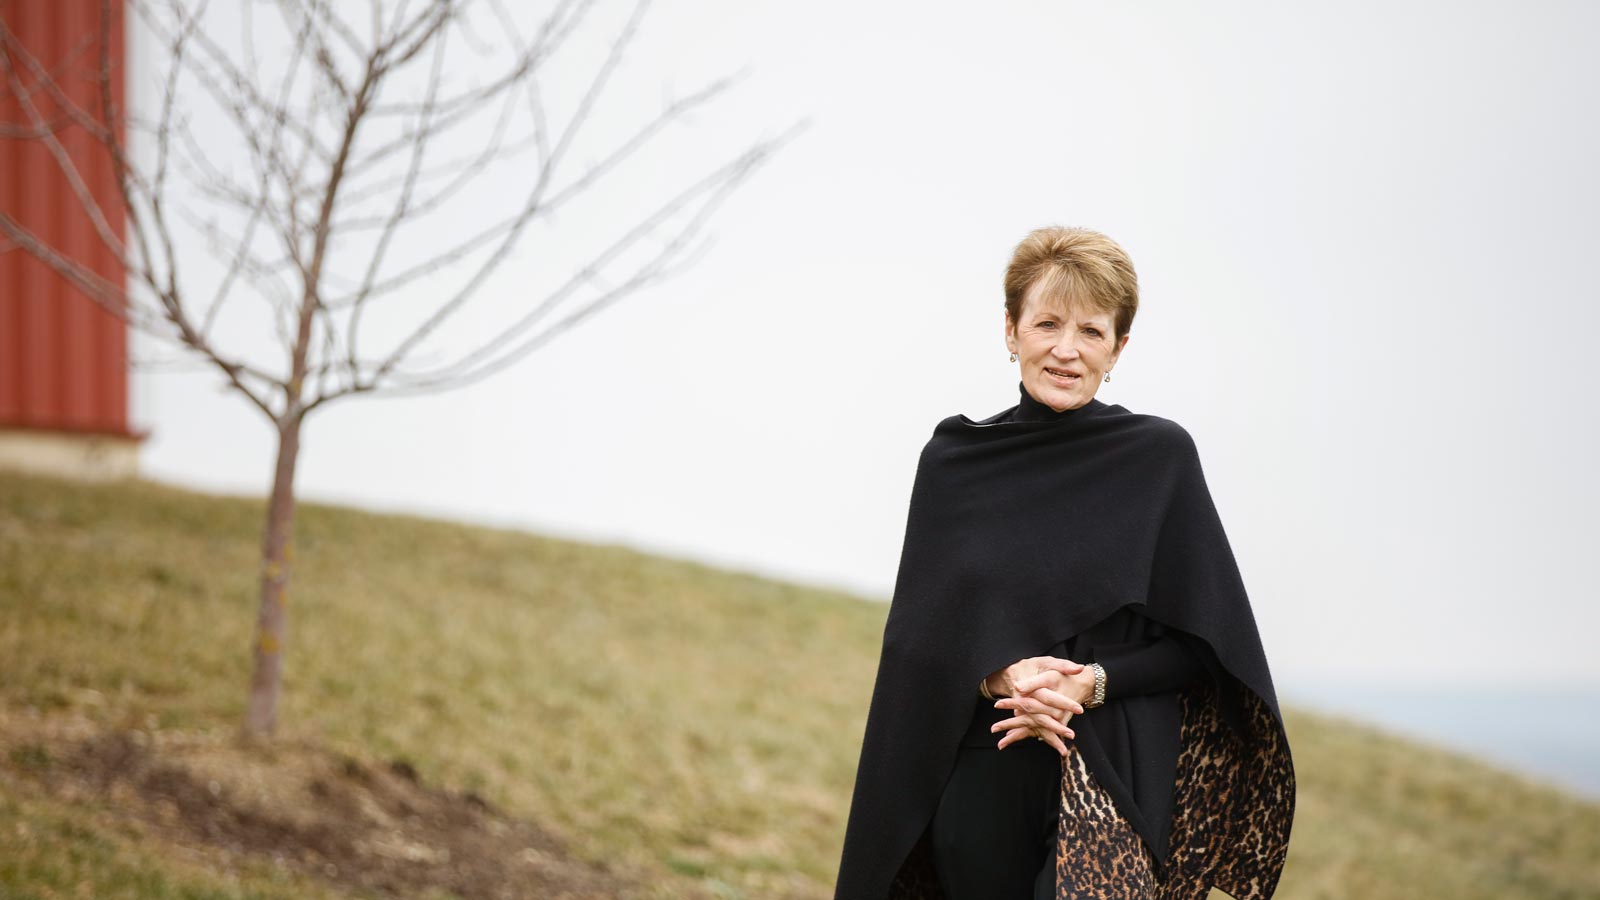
2,470,1598,899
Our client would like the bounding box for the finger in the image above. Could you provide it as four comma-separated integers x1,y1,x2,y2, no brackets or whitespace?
1041,731,1069,756
991,714,1059,734
1023,713,1074,739
1028,687,1086,716
1029,713,1073,738
991,713,1072,737
1024,707,1061,728
996,727,1032,750
995,695,1045,714
1002,694,1073,718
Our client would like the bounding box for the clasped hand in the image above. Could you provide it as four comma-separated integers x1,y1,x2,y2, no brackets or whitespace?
984,656,1097,756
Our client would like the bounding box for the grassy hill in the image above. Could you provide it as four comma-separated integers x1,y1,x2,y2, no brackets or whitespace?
1,471,1597,899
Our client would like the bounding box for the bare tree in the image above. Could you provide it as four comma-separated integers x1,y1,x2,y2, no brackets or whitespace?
0,0,798,739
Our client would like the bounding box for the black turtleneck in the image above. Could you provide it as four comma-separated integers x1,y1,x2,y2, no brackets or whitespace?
1008,380,1107,423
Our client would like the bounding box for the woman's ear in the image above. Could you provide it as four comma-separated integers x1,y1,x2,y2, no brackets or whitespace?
1004,311,1017,355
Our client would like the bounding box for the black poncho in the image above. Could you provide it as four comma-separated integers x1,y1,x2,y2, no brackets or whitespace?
832,386,1295,900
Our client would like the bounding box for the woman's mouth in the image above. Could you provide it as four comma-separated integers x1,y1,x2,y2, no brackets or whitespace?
1045,367,1080,384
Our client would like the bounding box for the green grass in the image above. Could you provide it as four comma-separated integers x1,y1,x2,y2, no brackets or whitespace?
1,470,1598,899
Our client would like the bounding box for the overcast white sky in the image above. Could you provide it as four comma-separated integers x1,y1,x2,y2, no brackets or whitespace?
129,1,1600,692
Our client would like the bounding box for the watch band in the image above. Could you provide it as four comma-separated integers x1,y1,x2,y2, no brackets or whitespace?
1086,662,1107,708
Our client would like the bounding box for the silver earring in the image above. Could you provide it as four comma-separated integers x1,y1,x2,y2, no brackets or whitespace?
1104,371,1111,383
1008,352,1018,362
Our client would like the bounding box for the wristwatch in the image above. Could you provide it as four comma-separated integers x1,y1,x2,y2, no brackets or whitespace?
1085,662,1106,708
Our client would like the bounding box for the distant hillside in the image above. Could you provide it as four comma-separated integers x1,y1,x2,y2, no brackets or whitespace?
2,471,1597,899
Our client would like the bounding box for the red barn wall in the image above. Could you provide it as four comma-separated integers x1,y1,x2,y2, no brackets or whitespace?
0,0,132,440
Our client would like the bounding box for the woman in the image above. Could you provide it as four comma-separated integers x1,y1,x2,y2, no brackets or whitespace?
832,227,1295,900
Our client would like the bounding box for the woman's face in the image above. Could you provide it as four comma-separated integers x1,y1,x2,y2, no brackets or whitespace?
1004,283,1128,412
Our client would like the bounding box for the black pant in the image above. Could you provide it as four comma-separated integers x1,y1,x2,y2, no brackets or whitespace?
928,736,1062,900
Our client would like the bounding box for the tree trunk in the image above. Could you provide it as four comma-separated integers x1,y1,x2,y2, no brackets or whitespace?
243,416,303,740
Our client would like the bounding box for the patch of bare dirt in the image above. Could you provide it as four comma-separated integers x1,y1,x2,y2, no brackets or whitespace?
2,713,639,899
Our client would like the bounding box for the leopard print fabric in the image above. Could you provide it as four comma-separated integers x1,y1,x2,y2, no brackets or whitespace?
1053,740,1161,899
886,680,1294,900
1156,682,1295,900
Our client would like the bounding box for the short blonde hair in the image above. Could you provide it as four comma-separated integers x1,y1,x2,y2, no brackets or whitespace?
1003,226,1139,342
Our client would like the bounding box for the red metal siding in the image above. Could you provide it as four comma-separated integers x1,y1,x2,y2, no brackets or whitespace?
0,0,131,437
